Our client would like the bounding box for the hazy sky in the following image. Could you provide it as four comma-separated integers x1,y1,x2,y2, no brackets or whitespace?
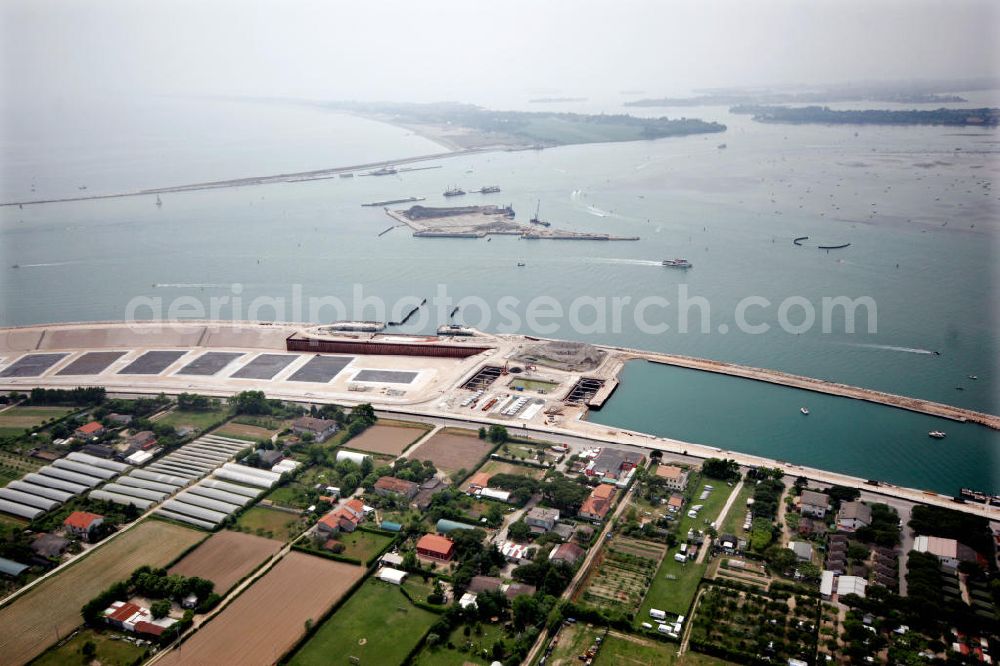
2,0,998,106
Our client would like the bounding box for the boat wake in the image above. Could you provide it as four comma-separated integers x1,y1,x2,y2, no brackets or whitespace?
17,261,81,268
586,257,663,267
153,283,230,289
585,205,609,217
841,342,937,355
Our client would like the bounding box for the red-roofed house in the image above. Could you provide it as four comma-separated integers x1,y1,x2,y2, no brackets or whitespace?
134,621,166,637
578,484,616,522
75,421,105,439
64,511,104,541
374,476,419,500
317,499,366,535
416,533,455,561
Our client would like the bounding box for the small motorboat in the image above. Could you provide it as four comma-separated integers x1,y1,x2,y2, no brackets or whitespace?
968,375,978,380
800,407,809,415
928,431,946,439
516,262,526,267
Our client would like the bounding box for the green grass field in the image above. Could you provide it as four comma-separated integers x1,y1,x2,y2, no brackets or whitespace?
636,477,734,623
509,378,560,394
0,406,76,437
232,506,304,542
718,482,753,536
289,578,437,666
413,623,506,666
156,407,229,432
30,628,148,666
335,529,395,563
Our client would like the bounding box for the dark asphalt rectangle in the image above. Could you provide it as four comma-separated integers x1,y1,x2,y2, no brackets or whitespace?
56,351,127,376
231,353,299,380
118,351,187,375
353,369,418,384
176,352,245,376
0,353,69,378
286,355,353,383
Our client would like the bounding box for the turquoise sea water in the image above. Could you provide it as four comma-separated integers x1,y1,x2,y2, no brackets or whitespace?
0,94,997,492
589,360,999,494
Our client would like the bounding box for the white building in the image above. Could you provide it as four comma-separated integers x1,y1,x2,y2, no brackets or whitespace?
819,570,835,599
377,567,408,585
913,535,975,569
836,575,867,598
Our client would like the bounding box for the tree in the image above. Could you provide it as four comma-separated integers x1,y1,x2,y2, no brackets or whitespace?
350,403,376,426
487,425,509,443
508,520,531,542
542,476,589,513
512,595,542,630
230,390,270,415
478,427,487,440
702,458,740,481
150,599,171,619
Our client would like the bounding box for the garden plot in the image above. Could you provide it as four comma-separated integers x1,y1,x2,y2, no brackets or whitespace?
688,584,819,665
578,536,665,613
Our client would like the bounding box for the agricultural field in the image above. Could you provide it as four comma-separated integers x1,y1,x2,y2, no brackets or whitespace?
593,633,737,666
472,459,546,481
407,429,493,475
0,450,44,486
637,479,734,623
213,421,277,442
288,577,438,666
0,520,204,666
688,584,819,665
154,407,229,432
232,506,305,542
544,622,607,666
0,406,76,437
169,530,283,594
332,529,395,564
712,556,771,590
29,628,148,666
578,537,665,613
343,421,429,456
157,552,362,666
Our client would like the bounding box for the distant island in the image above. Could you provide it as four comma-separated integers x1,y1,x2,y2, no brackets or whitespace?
626,92,969,107
730,105,999,127
320,100,726,150
528,97,588,104
623,78,997,108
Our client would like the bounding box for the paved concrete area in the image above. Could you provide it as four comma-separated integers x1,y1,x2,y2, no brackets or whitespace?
175,351,245,376
55,351,127,375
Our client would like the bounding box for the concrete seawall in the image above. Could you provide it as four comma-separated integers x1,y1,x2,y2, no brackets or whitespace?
616,348,1000,430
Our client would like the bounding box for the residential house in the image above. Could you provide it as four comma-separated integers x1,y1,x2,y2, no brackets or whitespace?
467,575,504,594
416,534,455,561
316,499,365,535
837,501,873,532
913,535,977,569
291,416,339,443
578,484,616,522
525,507,560,533
74,421,105,440
126,431,157,452
667,493,684,513
374,476,420,500
31,534,69,559
654,465,690,492
799,490,831,518
788,541,813,562
585,448,644,480
479,488,511,503
257,450,284,468
107,413,133,426
548,542,585,566
504,583,536,600
63,511,104,541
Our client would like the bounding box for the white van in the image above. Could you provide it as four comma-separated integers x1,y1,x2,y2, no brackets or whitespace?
641,622,653,629
649,608,666,620
674,553,687,563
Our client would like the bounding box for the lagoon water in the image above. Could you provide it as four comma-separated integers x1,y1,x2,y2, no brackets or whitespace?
1,94,997,492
